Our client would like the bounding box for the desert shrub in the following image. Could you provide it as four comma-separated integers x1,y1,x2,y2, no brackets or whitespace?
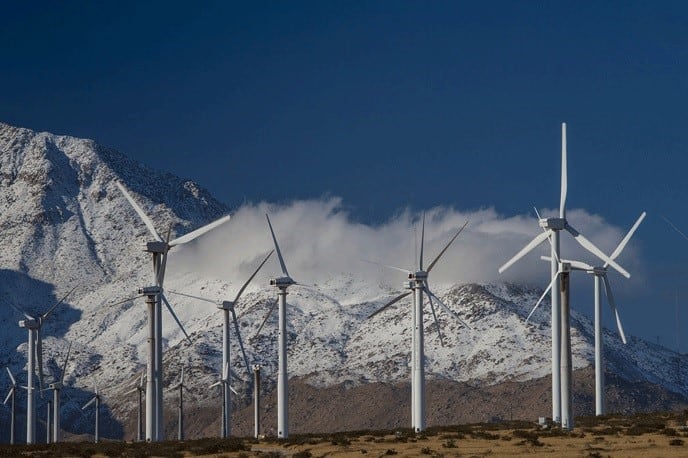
329,435,351,446
670,438,685,446
662,427,679,436
626,425,659,436
385,449,398,455
595,426,621,435
442,438,457,448
293,451,313,458
471,430,499,440
420,446,433,454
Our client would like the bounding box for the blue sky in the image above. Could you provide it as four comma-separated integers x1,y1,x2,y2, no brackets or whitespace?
2,1,688,348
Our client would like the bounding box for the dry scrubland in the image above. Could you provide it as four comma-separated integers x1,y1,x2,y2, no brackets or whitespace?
3,412,688,457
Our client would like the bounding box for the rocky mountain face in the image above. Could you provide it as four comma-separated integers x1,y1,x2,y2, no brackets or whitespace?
0,122,686,442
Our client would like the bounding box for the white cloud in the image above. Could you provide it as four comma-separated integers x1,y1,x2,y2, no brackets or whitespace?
171,197,644,298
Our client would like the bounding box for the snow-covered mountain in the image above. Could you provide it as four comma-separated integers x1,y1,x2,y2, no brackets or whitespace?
0,122,686,440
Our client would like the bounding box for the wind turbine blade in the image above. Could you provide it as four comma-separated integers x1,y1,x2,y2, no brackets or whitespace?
424,287,445,347
498,229,552,274
43,286,77,320
157,232,171,286
255,299,278,337
167,290,218,304
209,381,221,389
36,329,44,391
540,256,592,271
424,288,471,329
161,294,191,343
3,387,13,405
180,367,184,386
533,206,542,220
526,271,559,323
602,274,627,344
8,302,33,320
230,385,239,396
6,367,16,386
60,342,72,384
231,307,252,377
169,214,231,246
107,295,143,307
565,224,630,278
265,214,290,278
222,362,229,382
662,214,688,242
560,122,567,219
427,220,469,273
233,250,274,305
419,212,425,271
367,291,412,319
607,211,646,264
82,397,96,410
115,181,163,242
361,259,410,274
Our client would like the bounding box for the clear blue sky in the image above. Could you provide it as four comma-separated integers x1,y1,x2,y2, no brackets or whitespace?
2,1,688,348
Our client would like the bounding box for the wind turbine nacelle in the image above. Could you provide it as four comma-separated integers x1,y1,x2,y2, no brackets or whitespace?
144,241,168,254
138,286,162,296
540,217,566,230
19,318,39,329
270,277,295,288
408,271,428,281
217,301,234,310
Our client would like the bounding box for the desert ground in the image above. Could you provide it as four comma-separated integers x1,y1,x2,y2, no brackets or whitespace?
2,412,688,457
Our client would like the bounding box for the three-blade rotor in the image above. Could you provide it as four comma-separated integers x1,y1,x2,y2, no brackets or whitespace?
366,213,470,345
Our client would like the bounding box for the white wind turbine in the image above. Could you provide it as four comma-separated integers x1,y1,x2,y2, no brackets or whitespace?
4,368,19,445
169,249,273,437
171,367,187,441
8,287,76,444
124,372,145,442
209,362,239,438
82,385,103,443
536,211,645,416
46,342,72,443
256,214,297,438
367,214,470,432
498,122,630,429
115,181,231,441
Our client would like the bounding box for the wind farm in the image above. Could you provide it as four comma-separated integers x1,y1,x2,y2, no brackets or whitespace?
2,2,688,454
0,120,685,453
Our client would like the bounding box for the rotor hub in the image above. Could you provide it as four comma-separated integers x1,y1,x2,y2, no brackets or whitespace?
19,318,39,329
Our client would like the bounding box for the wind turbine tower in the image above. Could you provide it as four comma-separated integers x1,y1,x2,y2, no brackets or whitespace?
47,342,72,442
116,181,230,441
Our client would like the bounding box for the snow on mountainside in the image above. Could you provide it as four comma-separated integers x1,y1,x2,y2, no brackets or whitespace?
0,122,687,438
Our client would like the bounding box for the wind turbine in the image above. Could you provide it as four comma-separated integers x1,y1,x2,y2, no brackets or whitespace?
367,214,470,432
256,214,298,438
169,249,273,437
46,342,72,443
82,385,103,443
4,368,19,445
8,287,76,444
498,122,630,429
115,181,231,441
170,367,187,441
210,362,238,438
537,211,645,415
124,372,145,442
